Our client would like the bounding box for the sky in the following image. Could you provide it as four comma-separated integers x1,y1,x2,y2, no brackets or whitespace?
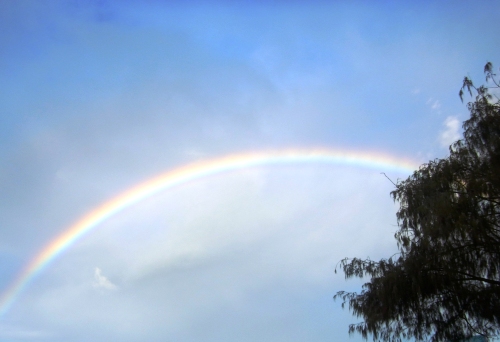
0,1,499,341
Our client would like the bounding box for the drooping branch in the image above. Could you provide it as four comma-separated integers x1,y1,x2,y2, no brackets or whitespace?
336,62,500,342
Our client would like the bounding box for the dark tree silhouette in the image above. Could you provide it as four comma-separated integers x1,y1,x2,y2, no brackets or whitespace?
335,63,500,342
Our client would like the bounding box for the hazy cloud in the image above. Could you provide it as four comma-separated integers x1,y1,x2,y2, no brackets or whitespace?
440,116,461,147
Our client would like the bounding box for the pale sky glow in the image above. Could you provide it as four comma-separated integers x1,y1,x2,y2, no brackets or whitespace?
0,1,499,341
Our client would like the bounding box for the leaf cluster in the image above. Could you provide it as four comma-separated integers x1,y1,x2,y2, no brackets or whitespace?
335,63,500,342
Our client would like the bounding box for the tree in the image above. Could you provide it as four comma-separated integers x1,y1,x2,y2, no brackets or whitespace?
335,63,500,342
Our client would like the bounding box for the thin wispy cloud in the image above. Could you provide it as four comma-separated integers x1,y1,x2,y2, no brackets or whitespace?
427,98,441,111
0,324,50,340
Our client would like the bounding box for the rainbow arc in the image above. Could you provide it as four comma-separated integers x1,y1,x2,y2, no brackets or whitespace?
0,148,418,317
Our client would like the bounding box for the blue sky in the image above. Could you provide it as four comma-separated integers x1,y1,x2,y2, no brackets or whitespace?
0,1,499,341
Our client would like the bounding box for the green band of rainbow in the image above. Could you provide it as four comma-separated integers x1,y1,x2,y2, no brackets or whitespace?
0,148,418,317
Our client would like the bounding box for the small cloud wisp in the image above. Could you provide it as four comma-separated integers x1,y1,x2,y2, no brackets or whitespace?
93,268,118,290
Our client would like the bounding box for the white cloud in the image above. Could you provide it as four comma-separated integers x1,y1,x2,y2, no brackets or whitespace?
439,116,461,147
93,268,118,290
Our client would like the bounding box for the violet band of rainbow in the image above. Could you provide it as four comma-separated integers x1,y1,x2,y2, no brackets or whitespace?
0,148,419,317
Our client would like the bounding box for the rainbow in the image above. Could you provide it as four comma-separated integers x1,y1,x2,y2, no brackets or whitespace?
0,148,418,317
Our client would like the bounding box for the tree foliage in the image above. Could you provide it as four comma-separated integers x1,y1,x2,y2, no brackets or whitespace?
335,63,500,342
